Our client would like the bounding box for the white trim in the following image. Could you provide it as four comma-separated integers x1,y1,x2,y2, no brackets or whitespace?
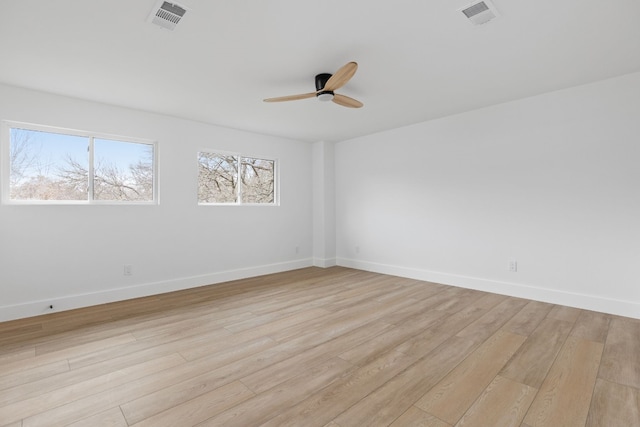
196,150,279,206
1,120,158,205
0,258,313,322
313,257,337,268
2,120,155,146
0,121,10,203
337,258,640,319
4,258,637,322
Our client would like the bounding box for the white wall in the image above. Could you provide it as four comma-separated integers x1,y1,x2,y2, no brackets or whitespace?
312,141,336,267
336,72,640,318
3,72,640,322
0,84,313,321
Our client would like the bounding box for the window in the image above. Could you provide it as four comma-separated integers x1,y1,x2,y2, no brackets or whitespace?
3,122,156,203
198,152,276,204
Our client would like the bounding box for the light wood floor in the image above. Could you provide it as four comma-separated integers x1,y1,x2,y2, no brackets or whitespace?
1,267,638,427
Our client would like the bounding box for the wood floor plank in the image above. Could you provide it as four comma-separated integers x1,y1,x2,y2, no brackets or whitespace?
499,317,573,388
415,330,526,425
585,379,640,427
0,354,185,426
325,283,405,312
501,301,553,336
390,406,451,427
129,380,255,427
241,321,393,394
275,289,420,346
332,336,478,427
427,288,485,314
67,325,232,369
454,375,537,427
125,313,235,342
394,329,451,359
199,357,355,427
118,345,289,425
259,349,420,427
31,322,150,356
267,298,387,343
271,316,388,358
21,348,269,427
376,297,444,326
320,275,399,307
547,305,581,323
0,318,41,334
129,310,254,340
0,359,69,391
120,308,373,424
65,407,128,427
228,307,331,336
0,347,35,365
338,309,449,366
0,324,43,349
427,305,488,336
472,292,508,309
0,333,137,377
373,281,446,305
0,267,637,427
177,332,276,363
0,333,258,408
570,310,611,343
455,298,529,346
598,317,640,389
523,336,603,427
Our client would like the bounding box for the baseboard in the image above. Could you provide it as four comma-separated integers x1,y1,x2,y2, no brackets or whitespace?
0,258,314,322
5,257,637,323
337,258,640,319
313,257,337,268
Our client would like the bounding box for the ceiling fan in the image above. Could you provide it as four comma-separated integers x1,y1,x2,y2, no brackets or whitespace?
263,61,363,108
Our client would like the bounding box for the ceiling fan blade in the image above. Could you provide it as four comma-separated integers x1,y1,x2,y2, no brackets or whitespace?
332,93,363,108
323,62,358,91
263,92,316,102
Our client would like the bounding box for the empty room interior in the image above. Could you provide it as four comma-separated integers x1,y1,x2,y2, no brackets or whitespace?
0,1,639,426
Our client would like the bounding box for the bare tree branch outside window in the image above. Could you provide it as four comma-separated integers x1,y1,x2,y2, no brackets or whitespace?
198,152,275,204
9,129,41,188
94,139,154,201
8,126,155,203
240,157,275,203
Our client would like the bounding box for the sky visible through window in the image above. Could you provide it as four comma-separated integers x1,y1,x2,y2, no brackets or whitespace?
9,127,154,202
11,128,149,176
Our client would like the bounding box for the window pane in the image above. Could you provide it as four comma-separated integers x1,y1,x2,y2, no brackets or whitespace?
240,157,275,204
94,139,154,201
198,153,238,203
9,128,88,201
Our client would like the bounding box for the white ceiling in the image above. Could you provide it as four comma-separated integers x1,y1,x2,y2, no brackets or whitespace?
1,0,639,143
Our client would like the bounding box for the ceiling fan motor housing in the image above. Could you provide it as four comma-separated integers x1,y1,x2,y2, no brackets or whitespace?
315,73,334,100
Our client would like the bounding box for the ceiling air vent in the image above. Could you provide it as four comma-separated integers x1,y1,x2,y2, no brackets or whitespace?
460,0,500,25
148,1,188,31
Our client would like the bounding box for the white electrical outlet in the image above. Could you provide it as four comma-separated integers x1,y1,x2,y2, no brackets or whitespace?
295,246,300,254
508,259,517,272
124,264,133,276
355,246,360,254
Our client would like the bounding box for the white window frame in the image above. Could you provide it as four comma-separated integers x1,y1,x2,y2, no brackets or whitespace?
1,120,158,205
197,149,279,206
